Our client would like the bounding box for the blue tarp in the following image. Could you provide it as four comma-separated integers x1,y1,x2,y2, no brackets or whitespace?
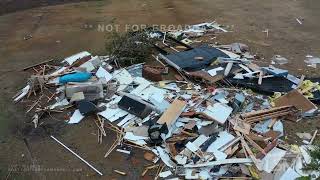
59,72,92,84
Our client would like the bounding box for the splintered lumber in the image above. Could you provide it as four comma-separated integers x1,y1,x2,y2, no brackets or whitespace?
95,115,106,136
268,118,277,129
297,75,305,89
218,137,241,152
240,106,300,123
309,130,318,145
114,170,126,176
243,134,265,155
104,131,123,158
155,164,165,180
274,89,317,113
256,139,277,159
184,158,252,168
22,59,54,71
141,164,159,176
235,131,262,170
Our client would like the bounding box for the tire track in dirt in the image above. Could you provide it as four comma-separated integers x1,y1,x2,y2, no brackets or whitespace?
158,0,198,24
157,0,222,25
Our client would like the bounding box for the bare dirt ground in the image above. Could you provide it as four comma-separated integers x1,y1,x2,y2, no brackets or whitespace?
0,0,320,179
0,0,97,15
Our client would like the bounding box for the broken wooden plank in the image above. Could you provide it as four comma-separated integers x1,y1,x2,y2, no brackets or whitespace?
241,106,291,118
247,63,261,72
22,59,55,71
235,131,262,170
267,118,278,129
184,158,252,168
256,139,277,159
157,99,187,129
224,62,233,76
241,106,300,123
243,134,266,155
274,89,317,113
309,130,318,145
218,137,241,152
258,71,263,85
114,170,126,176
297,75,305,89
233,120,251,135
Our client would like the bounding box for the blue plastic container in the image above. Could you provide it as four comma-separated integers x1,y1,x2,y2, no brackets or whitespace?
59,72,92,84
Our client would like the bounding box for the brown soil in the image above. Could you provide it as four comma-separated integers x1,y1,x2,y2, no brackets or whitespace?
0,0,320,179
0,0,97,15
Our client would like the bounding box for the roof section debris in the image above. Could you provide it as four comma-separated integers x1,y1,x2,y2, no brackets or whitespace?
160,45,229,71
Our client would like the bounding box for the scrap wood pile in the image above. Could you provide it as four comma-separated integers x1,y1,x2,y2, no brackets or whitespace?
14,21,320,179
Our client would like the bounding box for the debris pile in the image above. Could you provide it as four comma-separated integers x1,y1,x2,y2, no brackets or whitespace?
14,22,320,179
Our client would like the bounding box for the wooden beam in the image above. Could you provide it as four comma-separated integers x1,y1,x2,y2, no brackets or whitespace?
22,59,55,71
